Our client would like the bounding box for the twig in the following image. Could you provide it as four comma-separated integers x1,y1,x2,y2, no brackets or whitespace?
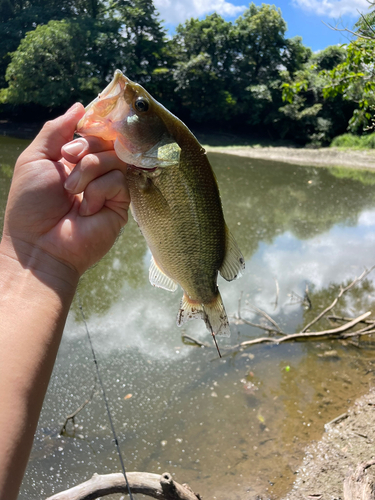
325,412,349,427
250,305,282,333
60,385,96,435
328,315,375,325
340,323,375,339
304,283,312,310
234,317,282,334
301,267,375,333
238,291,243,319
274,278,279,310
182,335,211,348
323,21,374,41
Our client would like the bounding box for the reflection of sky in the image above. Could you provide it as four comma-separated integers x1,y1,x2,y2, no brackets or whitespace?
65,206,375,358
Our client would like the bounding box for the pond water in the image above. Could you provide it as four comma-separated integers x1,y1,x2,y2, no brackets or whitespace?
2,136,375,499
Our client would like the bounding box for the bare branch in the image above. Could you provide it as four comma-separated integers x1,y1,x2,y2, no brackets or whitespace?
236,312,371,350
328,315,375,325
323,21,374,41
301,267,375,333
45,471,201,500
249,304,282,333
273,278,279,310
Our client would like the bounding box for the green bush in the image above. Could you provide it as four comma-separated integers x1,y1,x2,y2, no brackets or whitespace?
330,133,375,149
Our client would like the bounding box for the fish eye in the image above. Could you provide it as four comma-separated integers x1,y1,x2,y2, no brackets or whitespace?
134,97,149,113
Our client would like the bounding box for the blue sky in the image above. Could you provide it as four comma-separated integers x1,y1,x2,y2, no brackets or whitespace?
154,0,368,51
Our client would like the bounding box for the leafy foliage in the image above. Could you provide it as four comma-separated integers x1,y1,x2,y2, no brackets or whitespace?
0,0,372,145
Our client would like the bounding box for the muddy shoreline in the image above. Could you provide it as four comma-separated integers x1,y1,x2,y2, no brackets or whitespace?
205,146,375,170
281,387,375,500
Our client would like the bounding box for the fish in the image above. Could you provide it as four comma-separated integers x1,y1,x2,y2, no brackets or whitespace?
76,69,245,342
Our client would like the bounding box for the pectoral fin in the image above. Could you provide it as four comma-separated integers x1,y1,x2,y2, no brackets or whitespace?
219,226,245,281
149,256,178,292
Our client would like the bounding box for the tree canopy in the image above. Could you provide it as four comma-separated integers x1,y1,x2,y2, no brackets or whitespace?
0,0,373,144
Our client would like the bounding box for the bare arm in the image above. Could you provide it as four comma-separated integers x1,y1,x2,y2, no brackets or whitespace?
0,103,129,500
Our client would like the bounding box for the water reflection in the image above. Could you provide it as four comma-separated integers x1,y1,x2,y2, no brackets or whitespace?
0,148,373,499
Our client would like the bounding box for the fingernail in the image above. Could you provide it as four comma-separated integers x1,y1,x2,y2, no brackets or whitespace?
63,138,87,157
64,171,80,192
65,102,82,115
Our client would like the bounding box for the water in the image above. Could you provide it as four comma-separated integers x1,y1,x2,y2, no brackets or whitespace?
1,136,375,499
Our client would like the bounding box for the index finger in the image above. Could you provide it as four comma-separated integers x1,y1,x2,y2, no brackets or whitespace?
61,136,115,164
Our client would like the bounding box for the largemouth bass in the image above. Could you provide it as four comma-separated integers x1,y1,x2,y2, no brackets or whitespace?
77,70,245,340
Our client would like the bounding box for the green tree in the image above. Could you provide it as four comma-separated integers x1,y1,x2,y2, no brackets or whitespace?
0,19,112,108
234,3,287,85
171,13,236,122
0,0,103,89
322,38,375,134
109,0,167,86
280,45,352,144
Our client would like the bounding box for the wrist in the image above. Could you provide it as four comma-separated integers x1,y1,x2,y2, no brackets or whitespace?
0,236,79,301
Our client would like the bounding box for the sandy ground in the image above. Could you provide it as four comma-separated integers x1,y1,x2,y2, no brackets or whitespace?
281,387,375,500
205,146,375,170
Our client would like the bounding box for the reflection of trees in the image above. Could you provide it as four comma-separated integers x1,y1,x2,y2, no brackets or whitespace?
211,153,375,258
299,278,375,333
72,217,148,318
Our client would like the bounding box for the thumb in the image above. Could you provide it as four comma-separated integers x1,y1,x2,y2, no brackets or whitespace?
18,103,86,165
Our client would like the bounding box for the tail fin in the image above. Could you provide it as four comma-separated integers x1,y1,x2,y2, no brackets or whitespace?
177,292,231,337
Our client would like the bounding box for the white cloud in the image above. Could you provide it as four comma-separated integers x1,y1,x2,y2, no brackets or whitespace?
292,0,369,18
154,0,246,26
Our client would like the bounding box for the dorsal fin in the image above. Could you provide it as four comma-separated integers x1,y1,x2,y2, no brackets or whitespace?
149,256,178,292
219,226,245,282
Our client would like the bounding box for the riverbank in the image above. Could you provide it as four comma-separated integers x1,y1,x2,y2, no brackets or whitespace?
281,387,375,500
204,145,375,170
2,122,375,170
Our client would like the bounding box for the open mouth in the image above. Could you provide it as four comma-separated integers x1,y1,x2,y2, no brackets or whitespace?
76,70,130,137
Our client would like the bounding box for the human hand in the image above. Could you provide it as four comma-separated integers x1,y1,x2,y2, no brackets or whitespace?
0,103,129,286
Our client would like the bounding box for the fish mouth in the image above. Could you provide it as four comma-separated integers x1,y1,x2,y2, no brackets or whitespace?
76,69,131,138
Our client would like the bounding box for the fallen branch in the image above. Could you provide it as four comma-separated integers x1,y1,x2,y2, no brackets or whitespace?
235,312,371,350
45,471,201,500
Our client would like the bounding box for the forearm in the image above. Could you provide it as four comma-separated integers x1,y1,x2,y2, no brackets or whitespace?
0,242,78,500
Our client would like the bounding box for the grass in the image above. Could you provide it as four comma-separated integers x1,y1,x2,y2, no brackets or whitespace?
330,132,375,150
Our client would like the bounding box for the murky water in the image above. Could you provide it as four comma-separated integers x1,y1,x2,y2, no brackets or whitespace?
2,136,375,499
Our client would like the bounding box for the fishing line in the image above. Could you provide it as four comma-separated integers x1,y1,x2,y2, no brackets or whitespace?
78,294,134,500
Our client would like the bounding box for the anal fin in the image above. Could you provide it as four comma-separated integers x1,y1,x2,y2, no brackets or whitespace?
219,226,245,282
149,256,178,292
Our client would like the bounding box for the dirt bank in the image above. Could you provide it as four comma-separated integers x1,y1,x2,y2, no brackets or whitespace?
205,146,375,170
281,387,375,500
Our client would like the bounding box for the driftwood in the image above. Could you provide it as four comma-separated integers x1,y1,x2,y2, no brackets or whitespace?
344,460,375,500
45,471,201,500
